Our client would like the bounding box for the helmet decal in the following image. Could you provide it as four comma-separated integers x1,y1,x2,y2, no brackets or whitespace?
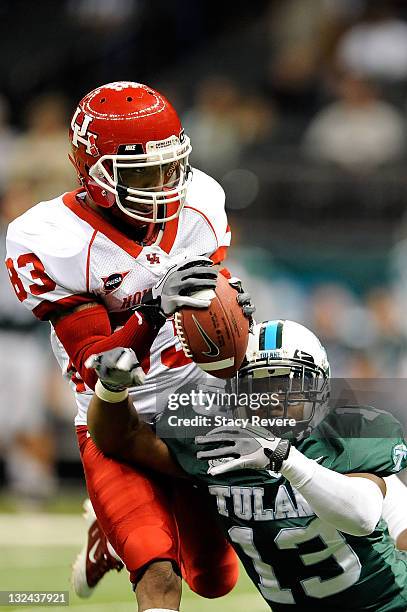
103,81,139,91
260,320,283,350
71,108,99,157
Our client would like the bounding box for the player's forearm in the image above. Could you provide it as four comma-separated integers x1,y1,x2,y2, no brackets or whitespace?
382,475,407,547
121,421,187,478
54,305,162,389
87,389,137,455
281,447,384,536
87,392,185,478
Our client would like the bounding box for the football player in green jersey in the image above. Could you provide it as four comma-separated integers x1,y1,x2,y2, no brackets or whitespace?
86,320,407,611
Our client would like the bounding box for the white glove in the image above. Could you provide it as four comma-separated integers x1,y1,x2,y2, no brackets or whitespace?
85,347,145,391
149,256,218,316
195,425,291,476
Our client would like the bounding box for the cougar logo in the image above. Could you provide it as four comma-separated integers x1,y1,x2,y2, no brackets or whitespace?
192,315,220,357
101,271,129,293
71,108,100,156
146,253,160,265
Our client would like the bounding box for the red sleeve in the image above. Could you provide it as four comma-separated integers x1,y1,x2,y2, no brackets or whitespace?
54,305,158,390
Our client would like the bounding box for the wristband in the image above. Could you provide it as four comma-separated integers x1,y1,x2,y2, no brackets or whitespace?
95,379,129,403
133,299,167,327
266,439,291,472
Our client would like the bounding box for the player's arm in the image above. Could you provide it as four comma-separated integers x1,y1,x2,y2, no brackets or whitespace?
50,302,162,390
382,474,407,550
50,256,218,390
85,348,186,478
87,390,186,478
196,426,385,537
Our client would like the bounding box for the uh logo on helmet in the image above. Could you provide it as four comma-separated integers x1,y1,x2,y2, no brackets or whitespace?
70,108,100,157
68,81,192,222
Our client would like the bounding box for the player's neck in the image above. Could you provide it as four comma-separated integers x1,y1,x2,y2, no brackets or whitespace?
82,195,150,244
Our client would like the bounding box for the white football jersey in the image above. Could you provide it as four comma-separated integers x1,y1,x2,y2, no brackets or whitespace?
6,168,231,425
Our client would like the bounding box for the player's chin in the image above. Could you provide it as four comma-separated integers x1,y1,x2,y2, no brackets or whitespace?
268,408,285,418
253,407,284,419
126,202,154,215
111,205,150,227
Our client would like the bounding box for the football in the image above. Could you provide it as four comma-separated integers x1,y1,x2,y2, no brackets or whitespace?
174,273,250,378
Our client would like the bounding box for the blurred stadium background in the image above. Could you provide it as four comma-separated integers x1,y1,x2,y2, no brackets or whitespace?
2,0,407,609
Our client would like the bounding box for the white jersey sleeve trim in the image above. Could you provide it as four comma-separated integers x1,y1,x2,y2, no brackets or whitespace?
185,168,230,250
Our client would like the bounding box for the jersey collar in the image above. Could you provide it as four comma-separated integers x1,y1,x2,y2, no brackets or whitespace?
62,190,179,257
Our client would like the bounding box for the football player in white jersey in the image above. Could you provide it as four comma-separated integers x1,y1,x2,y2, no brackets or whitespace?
5,81,254,612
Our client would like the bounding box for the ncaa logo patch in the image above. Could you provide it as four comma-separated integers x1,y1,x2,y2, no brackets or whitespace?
101,271,130,294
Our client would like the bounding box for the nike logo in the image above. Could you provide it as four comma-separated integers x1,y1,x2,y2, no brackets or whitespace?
314,456,325,463
191,315,220,357
88,539,101,564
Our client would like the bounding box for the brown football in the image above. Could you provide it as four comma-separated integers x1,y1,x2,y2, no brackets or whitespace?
174,273,249,378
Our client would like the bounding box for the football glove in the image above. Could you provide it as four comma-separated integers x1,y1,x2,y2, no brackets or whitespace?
141,256,218,317
85,347,145,391
228,276,256,330
195,425,290,475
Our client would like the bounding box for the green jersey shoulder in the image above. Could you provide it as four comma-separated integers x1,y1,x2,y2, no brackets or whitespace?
300,405,407,476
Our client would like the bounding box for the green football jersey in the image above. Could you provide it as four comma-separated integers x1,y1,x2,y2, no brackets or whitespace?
160,405,407,611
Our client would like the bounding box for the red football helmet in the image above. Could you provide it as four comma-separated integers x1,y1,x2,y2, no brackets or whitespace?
69,81,192,225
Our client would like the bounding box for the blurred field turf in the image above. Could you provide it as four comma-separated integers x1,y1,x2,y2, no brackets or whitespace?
0,513,267,612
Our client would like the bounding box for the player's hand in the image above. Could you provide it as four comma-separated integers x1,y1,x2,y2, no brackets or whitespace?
145,256,218,316
85,347,145,391
195,425,290,475
228,276,256,331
